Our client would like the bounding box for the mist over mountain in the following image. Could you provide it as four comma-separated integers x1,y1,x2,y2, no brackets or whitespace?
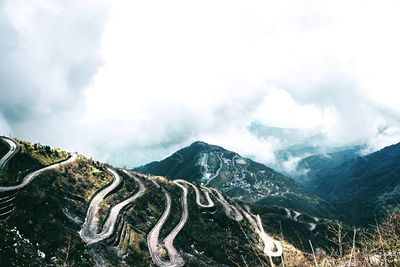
248,122,369,176
1,1,400,168
136,141,337,219
292,146,363,185
1,135,400,266
291,142,400,226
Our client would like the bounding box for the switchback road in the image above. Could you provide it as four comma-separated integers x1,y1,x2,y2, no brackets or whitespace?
0,153,77,192
80,169,146,244
0,137,19,175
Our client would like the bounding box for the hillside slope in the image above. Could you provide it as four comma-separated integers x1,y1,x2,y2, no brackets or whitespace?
293,146,363,186
0,137,335,266
298,142,400,226
135,141,337,219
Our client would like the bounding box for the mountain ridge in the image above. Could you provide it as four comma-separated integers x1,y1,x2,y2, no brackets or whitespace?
135,140,337,219
292,141,400,226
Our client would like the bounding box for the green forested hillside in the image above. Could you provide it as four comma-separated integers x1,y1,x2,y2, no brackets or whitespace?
297,143,400,226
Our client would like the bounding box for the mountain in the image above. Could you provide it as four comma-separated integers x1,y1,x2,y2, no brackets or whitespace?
248,122,365,176
296,142,400,226
135,141,337,219
293,146,363,186
0,137,336,267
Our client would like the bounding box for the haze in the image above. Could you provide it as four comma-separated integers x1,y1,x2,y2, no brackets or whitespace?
1,0,400,167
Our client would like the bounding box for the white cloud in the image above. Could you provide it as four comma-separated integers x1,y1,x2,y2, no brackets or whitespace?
0,0,108,147
254,85,336,130
1,0,400,167
0,113,11,135
200,125,280,165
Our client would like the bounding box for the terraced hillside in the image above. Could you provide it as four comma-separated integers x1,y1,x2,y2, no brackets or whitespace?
0,137,337,266
136,141,336,219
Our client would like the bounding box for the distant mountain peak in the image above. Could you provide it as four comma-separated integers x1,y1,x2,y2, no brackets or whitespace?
190,140,209,146
188,141,231,153
135,141,336,219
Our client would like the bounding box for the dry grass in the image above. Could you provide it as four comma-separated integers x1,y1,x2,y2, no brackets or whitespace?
280,241,315,267
274,208,400,267
310,208,399,267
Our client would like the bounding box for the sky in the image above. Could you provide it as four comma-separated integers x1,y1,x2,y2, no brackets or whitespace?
1,0,400,168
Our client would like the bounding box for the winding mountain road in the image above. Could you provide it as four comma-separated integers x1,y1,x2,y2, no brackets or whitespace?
209,187,243,221
255,215,283,257
284,208,318,231
232,155,239,178
0,153,77,193
0,195,15,205
238,205,283,258
163,181,188,267
284,208,291,218
0,207,14,218
80,169,146,244
0,192,16,200
293,211,301,221
147,185,173,266
0,137,19,175
204,152,223,186
174,179,214,208
308,223,317,231
0,145,76,219
147,180,189,267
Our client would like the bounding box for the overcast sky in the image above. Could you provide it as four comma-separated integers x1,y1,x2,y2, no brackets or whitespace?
1,0,400,167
